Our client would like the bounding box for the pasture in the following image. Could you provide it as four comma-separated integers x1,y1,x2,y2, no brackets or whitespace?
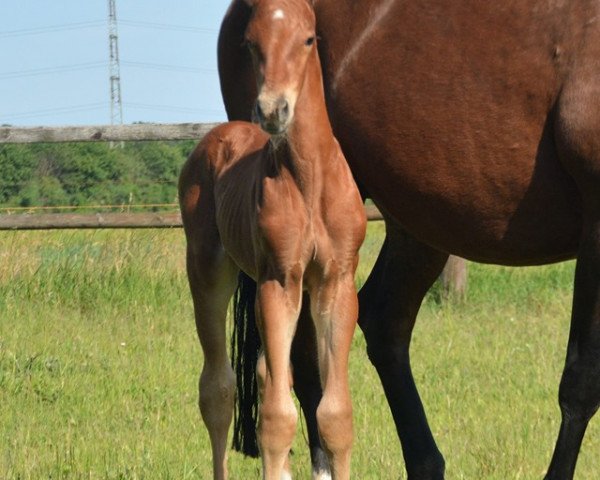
1,224,598,479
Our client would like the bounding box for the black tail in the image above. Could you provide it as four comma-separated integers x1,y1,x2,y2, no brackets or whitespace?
230,271,261,457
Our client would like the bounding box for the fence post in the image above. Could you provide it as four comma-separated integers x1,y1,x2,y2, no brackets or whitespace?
440,255,468,299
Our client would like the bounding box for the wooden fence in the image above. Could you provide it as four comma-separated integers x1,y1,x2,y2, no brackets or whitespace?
0,123,384,230
0,123,219,144
0,122,466,294
0,205,385,230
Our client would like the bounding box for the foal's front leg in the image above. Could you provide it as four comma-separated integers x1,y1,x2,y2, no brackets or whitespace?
291,295,331,479
310,273,358,480
255,272,303,479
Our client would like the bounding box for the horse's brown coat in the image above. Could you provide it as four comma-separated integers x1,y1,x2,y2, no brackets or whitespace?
180,1,365,478
218,1,600,478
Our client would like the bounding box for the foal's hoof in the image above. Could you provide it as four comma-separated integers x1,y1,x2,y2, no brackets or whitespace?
312,471,332,480
311,448,332,480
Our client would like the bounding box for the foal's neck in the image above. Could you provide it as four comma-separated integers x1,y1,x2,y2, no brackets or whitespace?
281,50,337,199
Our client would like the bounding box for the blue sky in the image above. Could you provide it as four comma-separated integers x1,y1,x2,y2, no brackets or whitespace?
0,1,230,126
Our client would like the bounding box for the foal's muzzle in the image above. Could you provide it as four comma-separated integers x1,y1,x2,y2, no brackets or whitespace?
255,96,290,135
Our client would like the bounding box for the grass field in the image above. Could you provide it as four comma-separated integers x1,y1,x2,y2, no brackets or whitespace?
1,224,598,479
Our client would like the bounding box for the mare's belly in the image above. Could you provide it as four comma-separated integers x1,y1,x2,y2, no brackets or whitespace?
318,0,585,265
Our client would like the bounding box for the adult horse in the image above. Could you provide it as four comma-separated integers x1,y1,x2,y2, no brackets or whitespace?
218,0,600,479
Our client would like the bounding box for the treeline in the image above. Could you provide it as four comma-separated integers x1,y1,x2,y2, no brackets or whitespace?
0,141,197,211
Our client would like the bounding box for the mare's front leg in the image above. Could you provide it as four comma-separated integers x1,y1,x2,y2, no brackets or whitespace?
545,216,600,479
309,271,359,480
358,222,448,479
255,268,303,479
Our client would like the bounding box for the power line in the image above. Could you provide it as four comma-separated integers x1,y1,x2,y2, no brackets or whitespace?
2,103,107,121
124,102,223,114
2,102,225,122
0,20,105,38
0,60,216,80
1,103,222,122
119,19,217,34
1,11,221,123
0,62,107,79
121,61,215,74
0,19,217,38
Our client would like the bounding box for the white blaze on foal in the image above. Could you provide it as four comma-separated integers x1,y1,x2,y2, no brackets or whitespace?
273,8,285,19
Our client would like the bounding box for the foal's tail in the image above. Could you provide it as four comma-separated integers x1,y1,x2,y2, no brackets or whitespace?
231,271,261,458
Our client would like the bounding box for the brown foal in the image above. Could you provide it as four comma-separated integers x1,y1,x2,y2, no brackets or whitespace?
178,0,366,478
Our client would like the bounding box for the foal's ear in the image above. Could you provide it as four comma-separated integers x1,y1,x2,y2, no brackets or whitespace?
242,0,258,6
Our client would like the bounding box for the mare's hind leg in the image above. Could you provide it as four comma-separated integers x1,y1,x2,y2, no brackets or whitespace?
358,222,448,479
291,293,331,479
546,64,600,479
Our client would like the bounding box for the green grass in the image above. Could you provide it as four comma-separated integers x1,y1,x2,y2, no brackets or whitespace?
0,225,598,479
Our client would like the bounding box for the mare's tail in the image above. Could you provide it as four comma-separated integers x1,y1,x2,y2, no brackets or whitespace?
231,271,261,457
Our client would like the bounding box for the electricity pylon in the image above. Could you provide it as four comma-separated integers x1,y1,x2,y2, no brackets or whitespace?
108,0,123,125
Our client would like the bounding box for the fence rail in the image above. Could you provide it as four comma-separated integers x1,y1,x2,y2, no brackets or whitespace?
0,212,181,230
0,123,219,143
0,205,383,230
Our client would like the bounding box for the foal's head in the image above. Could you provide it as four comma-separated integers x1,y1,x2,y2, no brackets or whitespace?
243,0,317,135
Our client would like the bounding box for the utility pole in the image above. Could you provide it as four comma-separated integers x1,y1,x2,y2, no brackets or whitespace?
108,0,123,125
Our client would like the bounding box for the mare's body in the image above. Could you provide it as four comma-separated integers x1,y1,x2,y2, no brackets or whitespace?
218,0,600,478
180,1,366,478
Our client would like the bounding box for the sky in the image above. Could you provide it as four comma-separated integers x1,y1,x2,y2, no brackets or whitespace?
0,1,231,126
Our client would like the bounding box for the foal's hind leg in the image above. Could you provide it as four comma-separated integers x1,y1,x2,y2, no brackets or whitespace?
358,222,448,479
186,242,239,480
546,68,600,479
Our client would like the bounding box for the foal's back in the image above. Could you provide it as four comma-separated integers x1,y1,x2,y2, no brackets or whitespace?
180,121,265,270
188,121,267,179
180,121,316,279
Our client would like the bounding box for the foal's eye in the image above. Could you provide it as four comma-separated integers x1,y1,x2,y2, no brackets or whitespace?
305,36,315,47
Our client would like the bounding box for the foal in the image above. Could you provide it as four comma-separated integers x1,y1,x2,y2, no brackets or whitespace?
178,0,366,478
